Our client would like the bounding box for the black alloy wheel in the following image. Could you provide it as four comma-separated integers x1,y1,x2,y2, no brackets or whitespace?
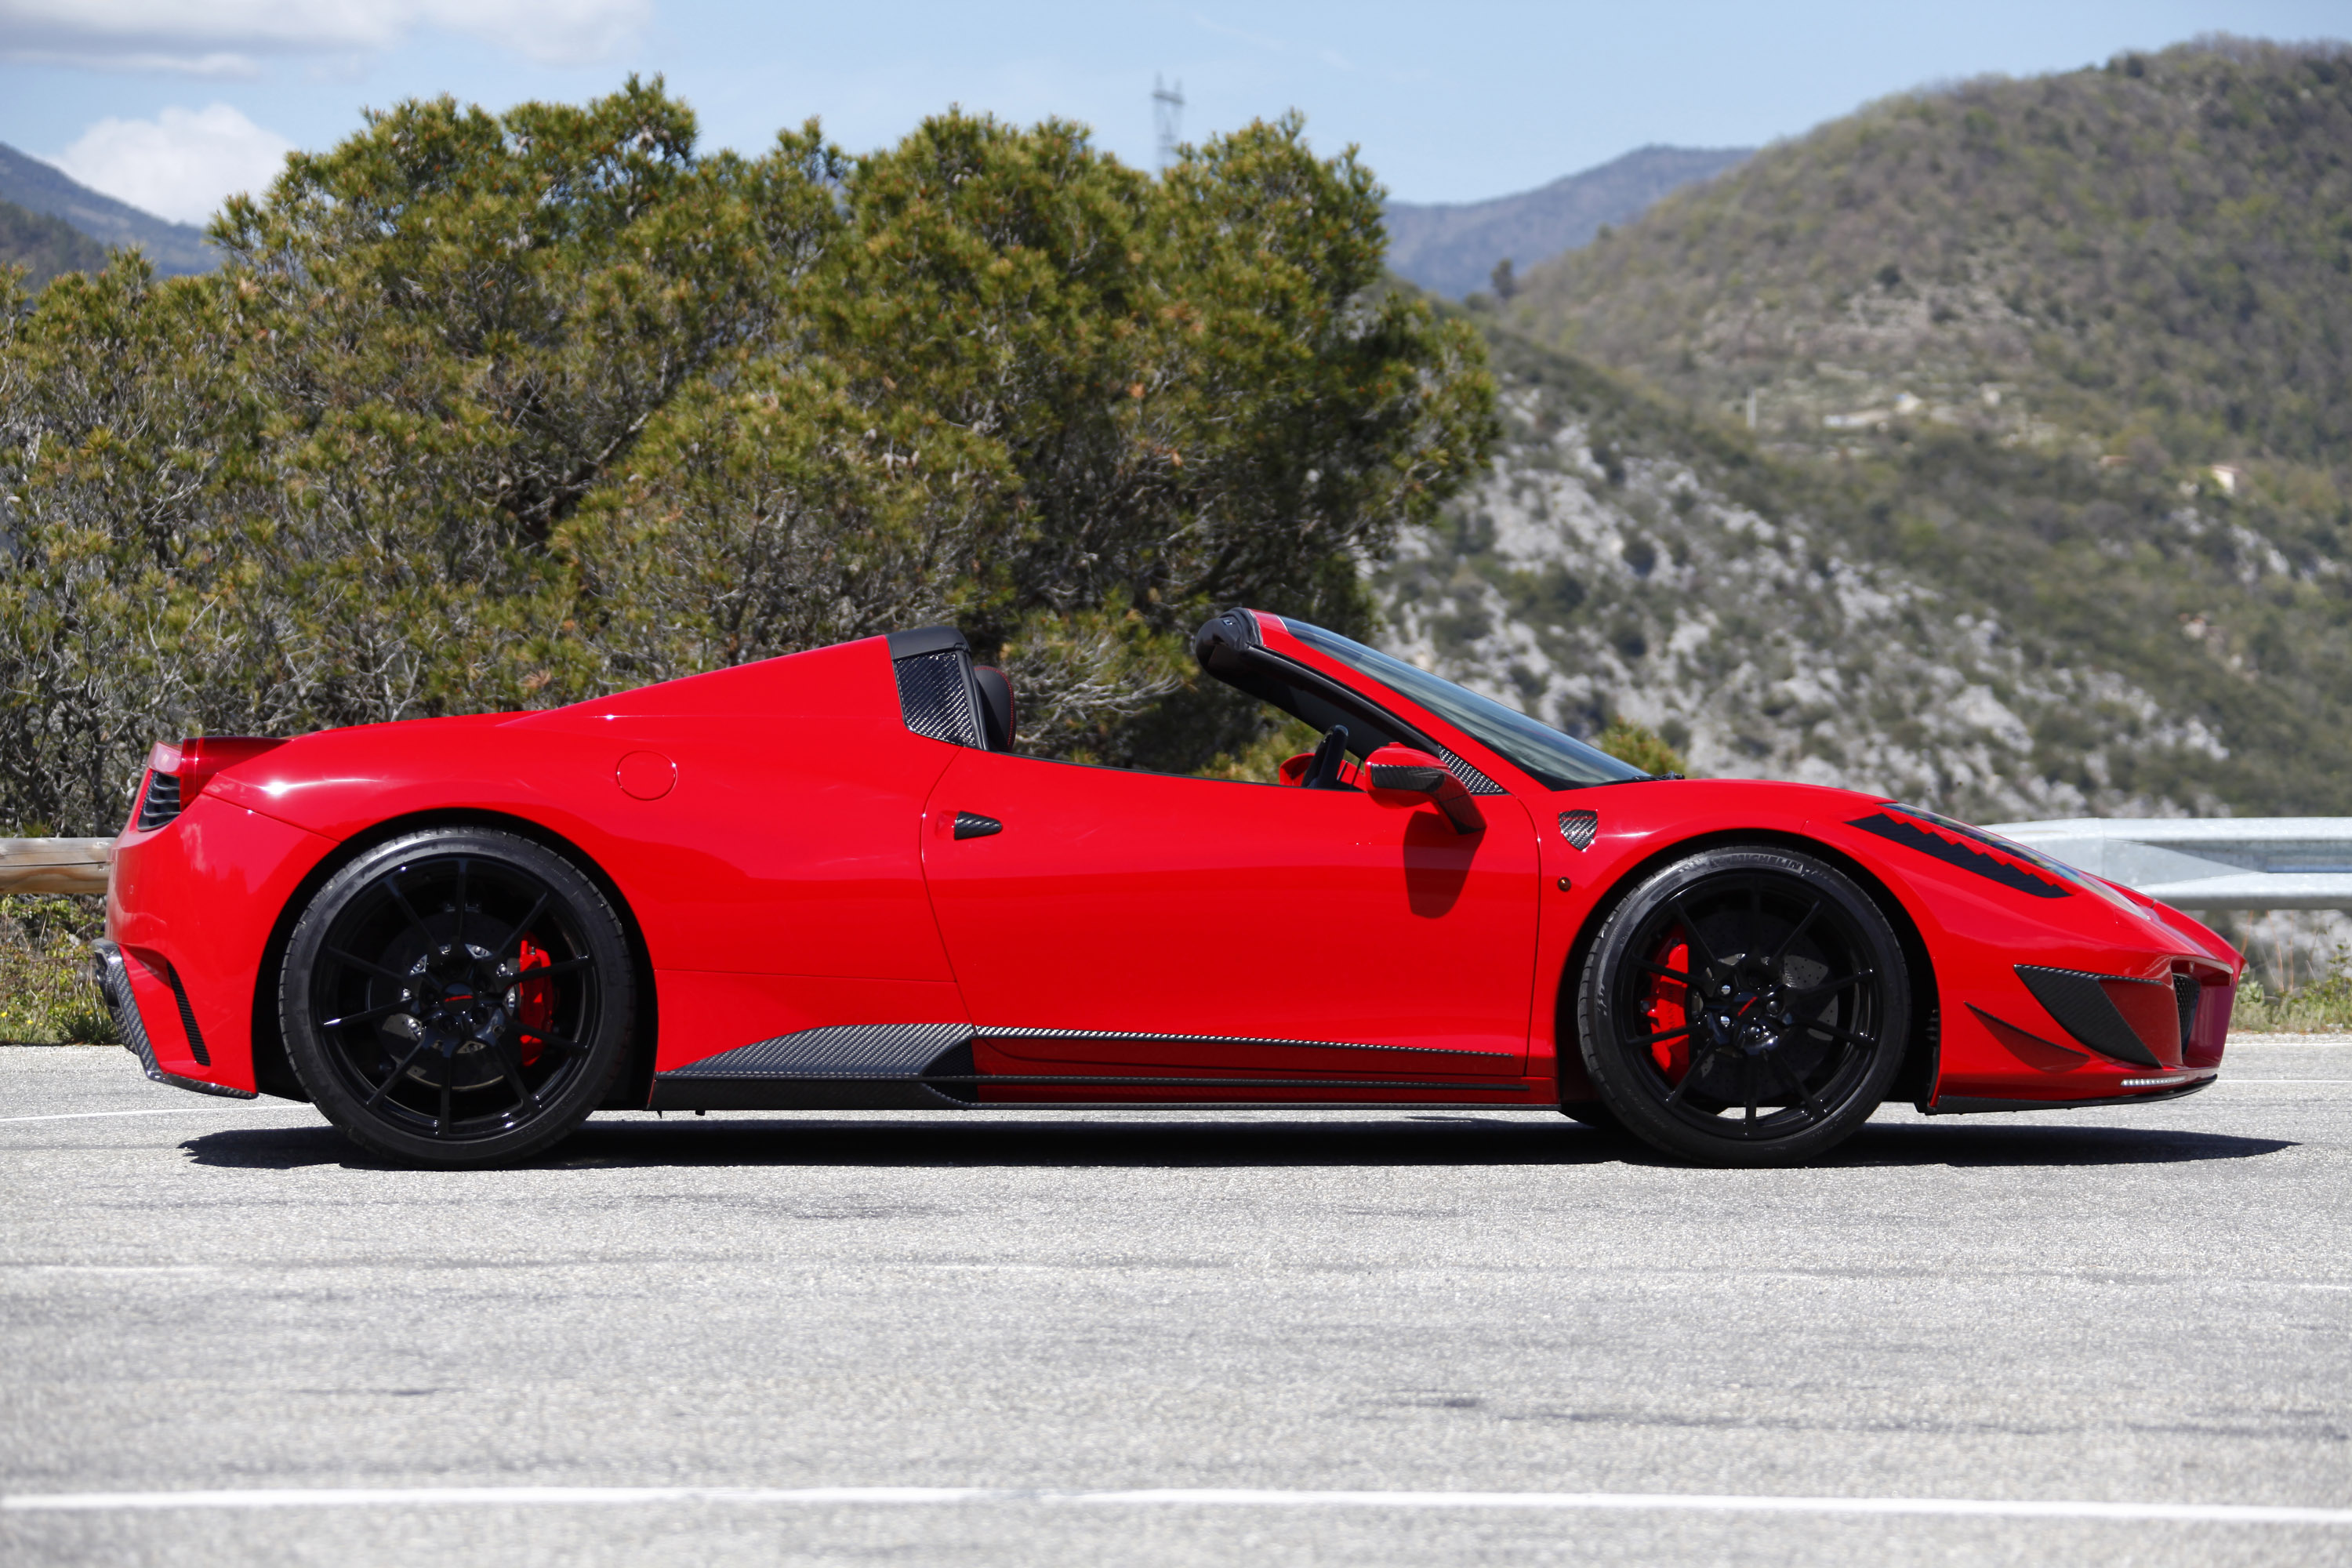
280,828,634,1167
1577,844,1909,1166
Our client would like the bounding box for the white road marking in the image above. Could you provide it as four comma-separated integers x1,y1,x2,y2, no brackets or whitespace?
0,1106,282,1124
3,1486,2350,1526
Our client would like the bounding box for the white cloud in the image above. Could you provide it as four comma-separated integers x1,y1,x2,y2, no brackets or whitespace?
0,0,648,72
53,103,295,225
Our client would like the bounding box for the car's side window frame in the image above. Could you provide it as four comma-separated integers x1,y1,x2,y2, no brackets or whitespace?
881,622,1493,793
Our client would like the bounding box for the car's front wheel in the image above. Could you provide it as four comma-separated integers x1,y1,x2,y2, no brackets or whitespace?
1577,844,1908,1166
279,828,634,1167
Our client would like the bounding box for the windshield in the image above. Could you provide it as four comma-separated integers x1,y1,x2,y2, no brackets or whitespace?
1279,619,1650,790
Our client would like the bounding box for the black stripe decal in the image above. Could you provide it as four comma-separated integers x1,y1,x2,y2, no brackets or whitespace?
1848,811,2071,899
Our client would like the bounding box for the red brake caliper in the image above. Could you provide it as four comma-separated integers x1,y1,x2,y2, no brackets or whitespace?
1642,934,1693,1085
514,938,554,1066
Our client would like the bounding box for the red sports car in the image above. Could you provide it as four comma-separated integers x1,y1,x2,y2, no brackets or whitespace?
93,610,2241,1167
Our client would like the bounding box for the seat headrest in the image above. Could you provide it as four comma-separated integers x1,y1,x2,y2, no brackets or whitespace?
973,666,1016,752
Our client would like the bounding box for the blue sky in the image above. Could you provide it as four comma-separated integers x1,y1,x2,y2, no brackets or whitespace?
2,1,2346,224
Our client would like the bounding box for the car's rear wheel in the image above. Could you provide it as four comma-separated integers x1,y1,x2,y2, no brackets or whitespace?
1577,844,1907,1166
280,828,633,1167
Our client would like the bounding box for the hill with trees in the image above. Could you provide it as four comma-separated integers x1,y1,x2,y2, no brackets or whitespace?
1384,145,1748,299
1410,38,2352,822
0,198,104,287
1380,314,2347,823
0,143,215,275
1508,38,2352,478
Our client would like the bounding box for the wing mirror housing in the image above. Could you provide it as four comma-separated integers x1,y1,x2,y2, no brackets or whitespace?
1364,744,1484,834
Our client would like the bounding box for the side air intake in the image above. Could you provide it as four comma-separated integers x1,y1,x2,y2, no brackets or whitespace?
2015,964,2183,1069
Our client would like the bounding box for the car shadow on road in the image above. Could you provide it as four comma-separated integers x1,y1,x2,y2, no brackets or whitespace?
180,1113,2296,1172
1828,1121,2295,1167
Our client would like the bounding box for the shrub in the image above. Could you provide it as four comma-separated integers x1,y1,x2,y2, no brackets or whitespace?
0,895,114,1044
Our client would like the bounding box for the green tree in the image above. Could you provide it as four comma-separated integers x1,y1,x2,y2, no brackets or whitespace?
0,84,1498,834
1596,719,1686,776
561,107,1497,764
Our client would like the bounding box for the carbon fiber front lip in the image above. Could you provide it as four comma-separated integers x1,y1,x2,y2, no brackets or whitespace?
1921,1076,2216,1116
89,939,256,1101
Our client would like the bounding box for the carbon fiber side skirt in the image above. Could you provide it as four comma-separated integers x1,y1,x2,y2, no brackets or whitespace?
648,1023,1538,1111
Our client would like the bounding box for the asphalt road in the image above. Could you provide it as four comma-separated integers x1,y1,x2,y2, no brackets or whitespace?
3,1040,2349,1567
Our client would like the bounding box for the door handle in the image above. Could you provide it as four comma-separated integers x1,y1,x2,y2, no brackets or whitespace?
953,811,1004,840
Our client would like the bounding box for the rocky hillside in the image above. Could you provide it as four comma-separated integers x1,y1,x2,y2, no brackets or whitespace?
1376,321,2351,822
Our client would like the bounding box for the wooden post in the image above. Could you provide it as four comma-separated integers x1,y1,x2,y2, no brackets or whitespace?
0,839,113,897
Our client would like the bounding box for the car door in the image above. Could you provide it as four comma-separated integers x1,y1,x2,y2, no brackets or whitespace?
920,746,1541,1080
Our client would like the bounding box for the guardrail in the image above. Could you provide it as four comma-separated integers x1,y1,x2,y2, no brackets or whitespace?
1985,818,2352,911
0,839,112,897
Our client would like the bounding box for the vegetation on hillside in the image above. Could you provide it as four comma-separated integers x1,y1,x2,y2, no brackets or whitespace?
0,198,105,289
1383,316,2257,818
1382,145,1749,299
0,80,1496,837
1513,38,2352,477
0,142,217,276
1464,39,2352,818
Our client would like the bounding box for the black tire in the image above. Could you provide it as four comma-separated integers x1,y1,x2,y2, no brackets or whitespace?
1577,844,1908,1166
280,828,634,1167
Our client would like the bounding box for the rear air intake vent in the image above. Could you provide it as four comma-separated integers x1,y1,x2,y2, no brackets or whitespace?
2173,974,2200,1054
135,771,182,833
157,956,210,1067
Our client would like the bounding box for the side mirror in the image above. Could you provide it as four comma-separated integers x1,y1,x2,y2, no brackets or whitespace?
1364,744,1484,834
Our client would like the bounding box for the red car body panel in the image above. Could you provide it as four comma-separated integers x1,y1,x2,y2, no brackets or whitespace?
101,614,2242,1117
109,793,339,1092
922,747,1542,1069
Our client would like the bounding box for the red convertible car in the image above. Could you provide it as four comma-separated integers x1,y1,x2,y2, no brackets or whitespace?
94,609,2241,1167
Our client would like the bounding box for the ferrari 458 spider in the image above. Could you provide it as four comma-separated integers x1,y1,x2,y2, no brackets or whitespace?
94,609,2241,1167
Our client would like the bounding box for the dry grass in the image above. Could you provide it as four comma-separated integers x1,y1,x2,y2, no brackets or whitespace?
0,895,115,1044
2231,969,2352,1034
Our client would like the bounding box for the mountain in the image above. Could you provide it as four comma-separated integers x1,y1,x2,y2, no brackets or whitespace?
1380,37,2352,826
1504,39,2352,479
1377,321,2307,825
0,197,107,287
1383,145,1750,299
0,142,216,275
